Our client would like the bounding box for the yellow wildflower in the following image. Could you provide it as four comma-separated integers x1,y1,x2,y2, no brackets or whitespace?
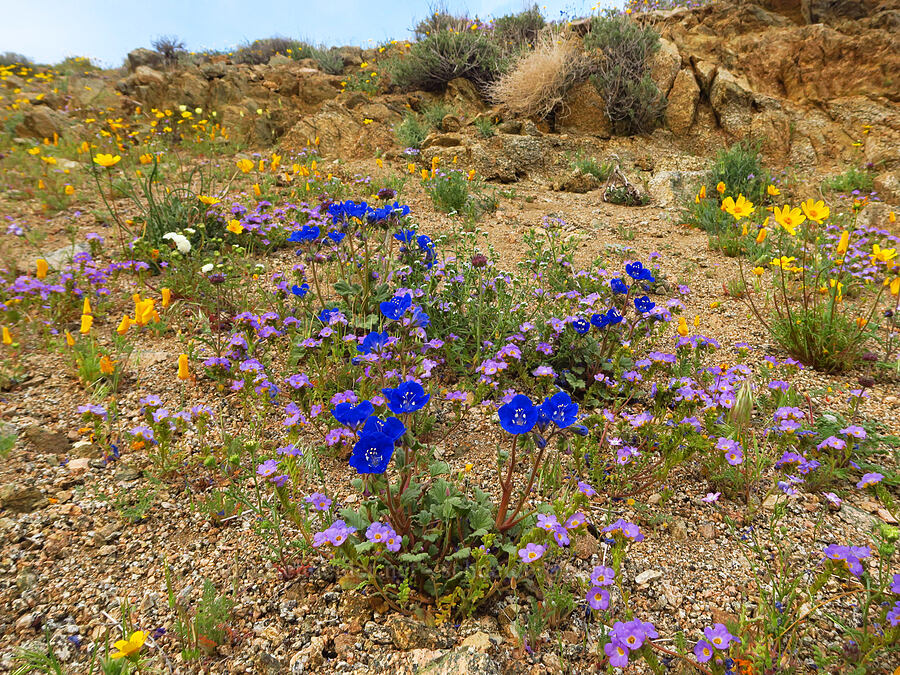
197,195,220,206
752,266,764,276
677,317,689,336
161,287,171,308
79,314,93,334
93,153,121,168
716,182,726,194
64,184,75,195
871,244,897,265
755,228,768,244
111,631,146,660
177,354,190,380
773,205,806,235
800,198,829,224
36,258,48,279
236,158,253,173
767,184,780,196
116,315,132,335
836,230,850,255
1,326,11,345
82,297,92,315
226,219,244,235
65,331,75,346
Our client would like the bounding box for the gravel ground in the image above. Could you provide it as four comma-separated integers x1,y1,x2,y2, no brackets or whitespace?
1,155,898,675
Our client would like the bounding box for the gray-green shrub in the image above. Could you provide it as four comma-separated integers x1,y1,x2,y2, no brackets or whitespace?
584,14,666,135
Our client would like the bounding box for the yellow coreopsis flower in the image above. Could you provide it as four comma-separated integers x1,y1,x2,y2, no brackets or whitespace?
855,317,868,329
467,169,476,181
270,153,281,171
161,287,171,308
752,266,764,276
800,198,829,224
252,183,261,197
139,153,153,164
376,158,383,168
836,230,850,255
421,169,429,181
177,353,190,380
716,181,726,194
773,205,806,236
79,314,93,334
64,184,75,195
197,195,220,206
767,184,780,196
111,631,146,660
755,228,768,244
676,317,689,336
36,258,48,279
99,355,116,375
889,277,900,296
226,219,244,235
1,326,11,345
41,155,57,165
236,158,253,173
93,153,121,168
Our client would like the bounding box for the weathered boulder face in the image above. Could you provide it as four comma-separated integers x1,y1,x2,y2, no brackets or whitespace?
801,0,882,23
126,48,164,73
649,38,682,97
117,61,344,144
665,69,700,135
279,95,404,158
557,81,612,138
16,105,71,139
443,77,485,117
709,68,755,137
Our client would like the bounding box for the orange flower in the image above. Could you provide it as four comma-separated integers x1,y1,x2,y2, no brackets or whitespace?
1,326,12,345
161,287,171,308
177,354,190,380
36,258,49,279
79,314,93,334
99,355,116,375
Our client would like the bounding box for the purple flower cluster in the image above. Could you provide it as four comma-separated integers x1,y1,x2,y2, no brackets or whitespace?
313,519,356,547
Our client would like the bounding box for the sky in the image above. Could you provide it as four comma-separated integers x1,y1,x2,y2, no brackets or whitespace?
1,0,613,67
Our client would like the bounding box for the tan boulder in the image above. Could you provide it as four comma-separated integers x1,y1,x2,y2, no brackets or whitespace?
666,69,700,135
649,38,682,97
710,68,755,136
557,80,611,137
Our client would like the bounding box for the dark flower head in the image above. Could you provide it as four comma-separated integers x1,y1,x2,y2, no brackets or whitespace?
471,253,488,268
541,391,579,429
498,394,538,435
332,401,374,428
380,294,412,320
349,432,395,474
382,381,430,414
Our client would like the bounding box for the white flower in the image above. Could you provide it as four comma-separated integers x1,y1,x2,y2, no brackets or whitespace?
162,232,191,254
184,228,196,235
201,263,214,273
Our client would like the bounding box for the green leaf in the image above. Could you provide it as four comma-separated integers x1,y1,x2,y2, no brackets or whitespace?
339,507,369,532
429,461,451,476
399,552,430,564
449,547,471,561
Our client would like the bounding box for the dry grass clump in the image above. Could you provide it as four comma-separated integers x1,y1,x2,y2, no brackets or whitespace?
487,30,594,120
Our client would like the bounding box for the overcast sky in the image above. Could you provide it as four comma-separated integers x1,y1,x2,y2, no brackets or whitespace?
1,0,612,66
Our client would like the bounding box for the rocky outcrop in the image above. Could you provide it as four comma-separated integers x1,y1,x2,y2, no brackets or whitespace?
126,48,164,72
557,81,611,138
649,38,682,97
665,69,700,135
